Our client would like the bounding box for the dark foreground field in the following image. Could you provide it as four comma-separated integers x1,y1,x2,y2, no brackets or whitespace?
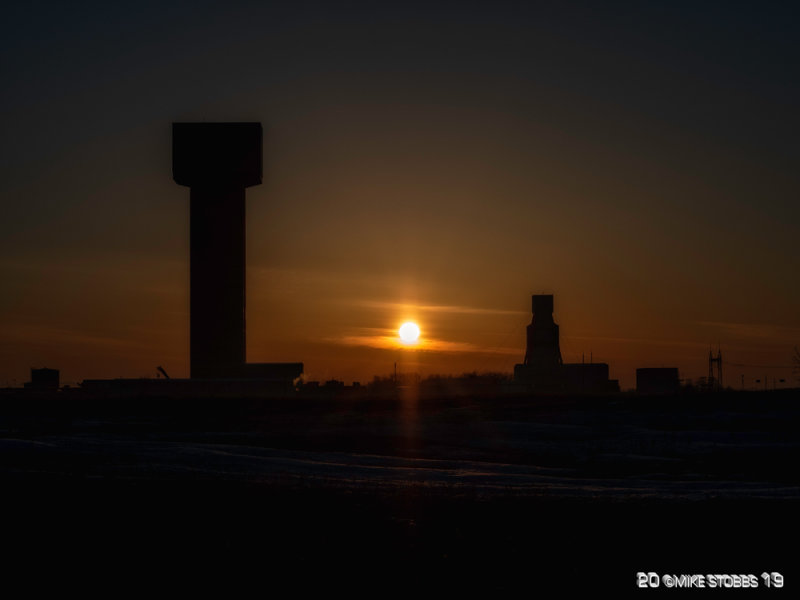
1,389,798,593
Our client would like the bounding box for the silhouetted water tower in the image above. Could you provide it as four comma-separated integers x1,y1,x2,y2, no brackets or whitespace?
172,123,302,383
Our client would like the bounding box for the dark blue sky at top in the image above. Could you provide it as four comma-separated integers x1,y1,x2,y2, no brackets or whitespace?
2,0,798,261
3,1,797,167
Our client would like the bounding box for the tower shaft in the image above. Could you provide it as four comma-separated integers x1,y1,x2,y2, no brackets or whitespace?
190,186,246,378
524,295,562,368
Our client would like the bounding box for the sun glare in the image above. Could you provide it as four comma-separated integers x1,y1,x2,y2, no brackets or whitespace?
398,321,421,345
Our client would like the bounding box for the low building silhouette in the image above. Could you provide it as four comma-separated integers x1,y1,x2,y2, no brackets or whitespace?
562,363,615,392
80,375,298,399
636,368,680,395
24,368,59,391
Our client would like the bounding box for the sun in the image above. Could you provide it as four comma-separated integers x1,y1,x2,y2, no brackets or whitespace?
398,321,421,345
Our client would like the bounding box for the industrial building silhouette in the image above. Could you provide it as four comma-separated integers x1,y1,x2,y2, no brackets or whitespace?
514,295,618,393
77,123,302,396
24,368,59,391
172,122,302,383
636,368,680,395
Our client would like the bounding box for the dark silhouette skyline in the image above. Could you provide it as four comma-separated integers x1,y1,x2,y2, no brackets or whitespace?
1,2,798,390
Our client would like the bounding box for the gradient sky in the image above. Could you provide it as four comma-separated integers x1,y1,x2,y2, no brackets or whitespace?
1,1,798,389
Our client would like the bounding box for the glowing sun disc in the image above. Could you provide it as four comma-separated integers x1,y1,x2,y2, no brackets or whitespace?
398,321,421,345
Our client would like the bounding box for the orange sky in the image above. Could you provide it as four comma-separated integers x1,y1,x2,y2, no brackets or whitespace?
1,2,798,390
